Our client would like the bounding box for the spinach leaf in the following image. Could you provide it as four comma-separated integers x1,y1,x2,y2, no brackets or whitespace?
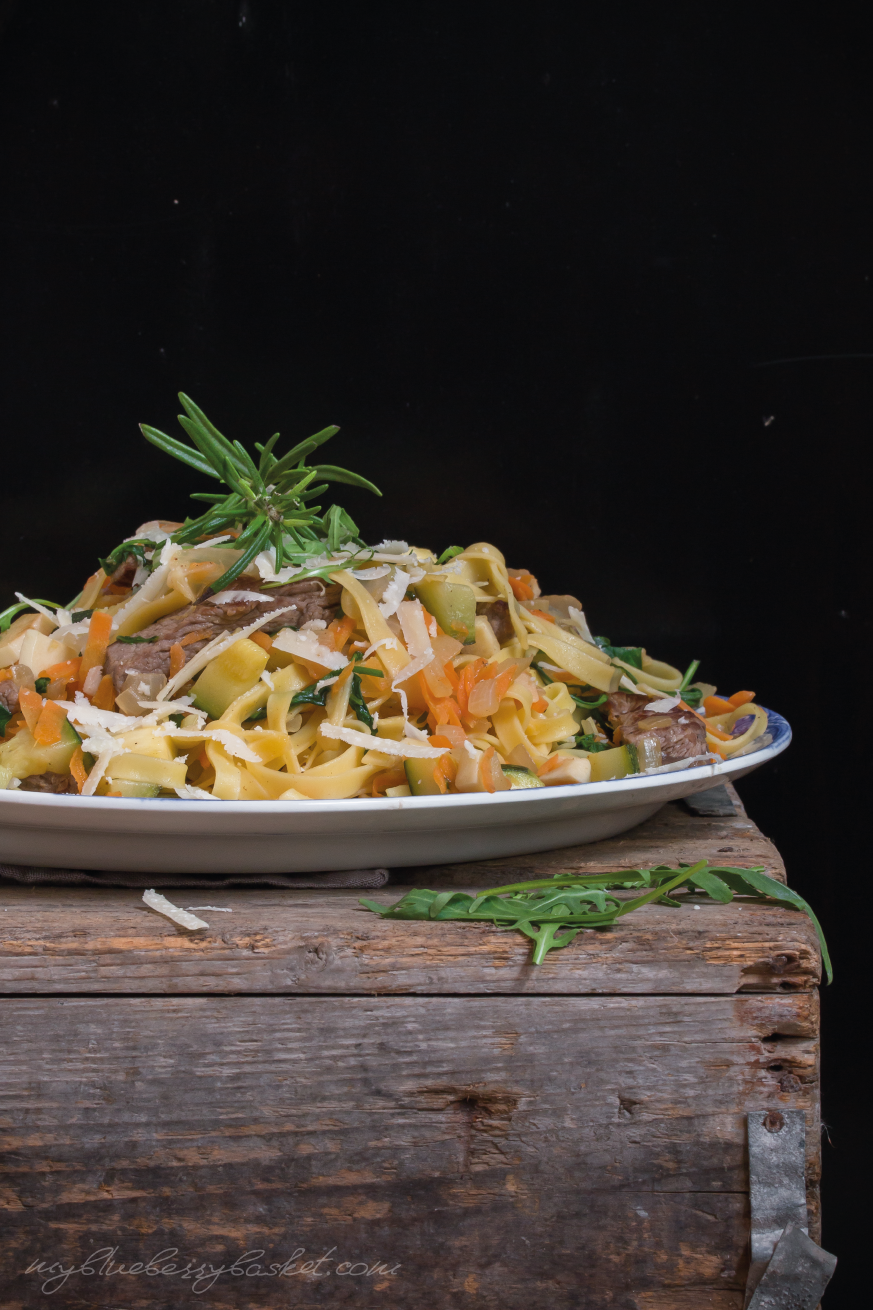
71,609,94,622
596,642,644,669
34,677,50,694
574,733,611,753
0,705,11,736
115,634,159,644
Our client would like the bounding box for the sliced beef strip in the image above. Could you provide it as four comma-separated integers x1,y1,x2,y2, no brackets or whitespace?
0,681,19,715
606,691,707,764
104,579,342,691
19,771,79,794
477,599,515,645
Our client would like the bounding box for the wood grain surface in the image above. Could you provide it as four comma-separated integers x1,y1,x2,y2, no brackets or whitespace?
0,992,819,1310
0,797,817,996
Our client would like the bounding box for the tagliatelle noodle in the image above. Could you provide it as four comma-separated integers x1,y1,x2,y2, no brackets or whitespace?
330,570,411,680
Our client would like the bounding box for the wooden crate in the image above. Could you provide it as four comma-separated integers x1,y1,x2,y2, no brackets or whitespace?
0,787,821,1309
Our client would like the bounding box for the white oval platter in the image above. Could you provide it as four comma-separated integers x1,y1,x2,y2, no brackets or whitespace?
0,710,790,873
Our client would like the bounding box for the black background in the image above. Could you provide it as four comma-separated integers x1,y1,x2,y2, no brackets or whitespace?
0,2,868,1300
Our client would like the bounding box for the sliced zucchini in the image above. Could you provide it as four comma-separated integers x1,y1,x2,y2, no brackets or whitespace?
587,743,640,782
103,779,161,798
414,579,477,645
501,764,545,790
191,638,268,718
404,758,444,796
0,720,83,785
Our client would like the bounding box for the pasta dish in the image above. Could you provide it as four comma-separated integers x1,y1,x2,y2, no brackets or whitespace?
0,396,769,801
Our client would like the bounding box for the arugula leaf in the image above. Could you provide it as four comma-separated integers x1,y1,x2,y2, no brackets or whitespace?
679,659,700,691
437,545,465,564
71,610,94,622
34,677,50,694
115,634,159,645
169,713,185,727
0,599,64,633
244,706,268,723
361,862,832,975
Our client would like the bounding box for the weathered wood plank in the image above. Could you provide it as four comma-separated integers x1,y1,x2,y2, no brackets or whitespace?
0,889,819,996
0,796,817,996
0,993,819,1309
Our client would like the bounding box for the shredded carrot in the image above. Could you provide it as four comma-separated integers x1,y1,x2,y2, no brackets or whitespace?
508,577,534,602
92,674,116,712
249,630,273,653
479,746,497,793
42,659,81,681
456,659,485,714
679,699,707,722
530,608,557,624
432,754,455,793
102,584,131,597
0,668,12,683
442,659,460,695
417,673,463,730
728,690,756,708
491,669,516,702
706,724,734,742
703,696,734,717
18,687,44,733
532,692,548,712
33,700,68,746
70,747,89,793
326,614,356,651
538,754,564,776
168,643,186,679
179,628,214,648
371,767,407,796
79,610,114,682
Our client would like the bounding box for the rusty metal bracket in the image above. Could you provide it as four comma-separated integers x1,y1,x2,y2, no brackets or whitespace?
745,1110,837,1307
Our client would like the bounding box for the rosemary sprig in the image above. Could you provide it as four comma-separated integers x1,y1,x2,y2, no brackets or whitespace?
134,393,381,593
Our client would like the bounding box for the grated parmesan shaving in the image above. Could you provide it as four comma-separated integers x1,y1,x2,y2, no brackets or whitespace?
271,626,348,671
142,889,209,930
161,727,263,764
567,606,596,645
173,784,222,800
320,722,449,758
645,694,681,713
209,590,271,605
363,635,401,660
14,593,59,628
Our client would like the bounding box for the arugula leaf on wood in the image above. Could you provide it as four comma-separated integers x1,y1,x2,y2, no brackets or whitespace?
361,862,831,975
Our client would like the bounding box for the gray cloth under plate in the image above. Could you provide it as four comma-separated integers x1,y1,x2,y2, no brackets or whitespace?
0,863,390,889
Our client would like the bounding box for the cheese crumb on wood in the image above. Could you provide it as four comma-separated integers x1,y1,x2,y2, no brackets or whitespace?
142,889,209,930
